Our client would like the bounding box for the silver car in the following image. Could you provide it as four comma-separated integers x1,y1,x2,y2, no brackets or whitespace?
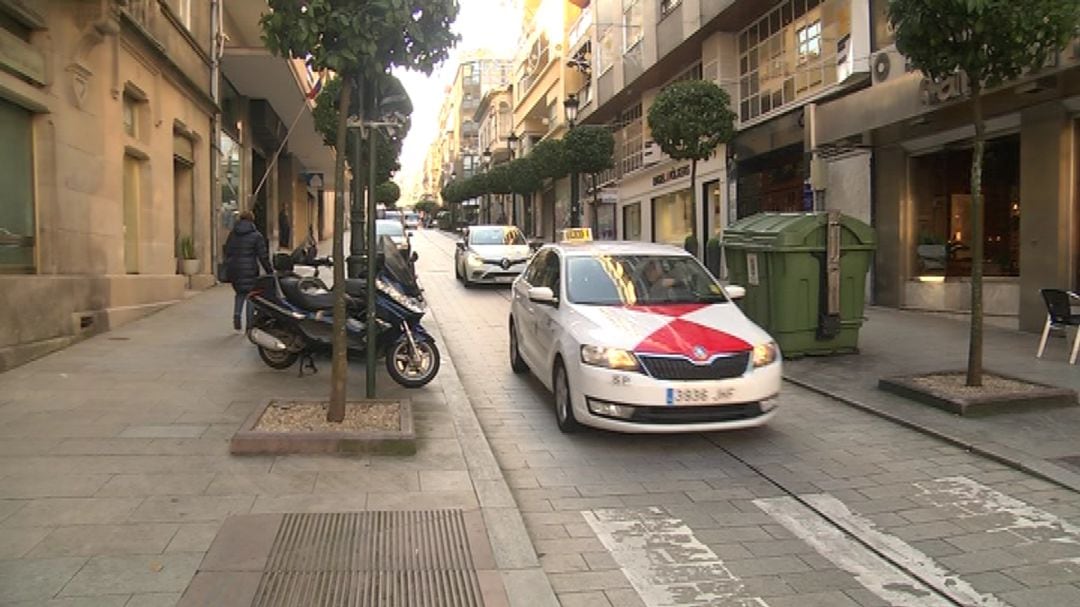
455,225,532,287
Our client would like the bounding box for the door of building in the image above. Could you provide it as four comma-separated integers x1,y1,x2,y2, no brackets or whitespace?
122,155,141,274
173,159,194,261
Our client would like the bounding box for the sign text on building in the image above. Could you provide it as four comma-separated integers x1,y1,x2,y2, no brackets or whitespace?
652,165,690,187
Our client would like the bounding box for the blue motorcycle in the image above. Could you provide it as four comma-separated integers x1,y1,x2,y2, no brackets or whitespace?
245,236,440,388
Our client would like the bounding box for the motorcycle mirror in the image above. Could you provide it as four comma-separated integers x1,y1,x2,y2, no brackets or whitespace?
410,251,419,263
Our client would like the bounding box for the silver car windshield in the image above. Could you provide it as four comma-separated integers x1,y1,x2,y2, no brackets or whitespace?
566,255,729,305
375,220,404,237
469,227,525,246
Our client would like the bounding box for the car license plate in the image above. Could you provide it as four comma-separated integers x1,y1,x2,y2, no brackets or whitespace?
666,387,734,406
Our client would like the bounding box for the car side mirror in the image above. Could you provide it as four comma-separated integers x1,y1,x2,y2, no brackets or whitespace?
528,240,543,251
410,251,419,263
528,286,557,306
725,285,746,300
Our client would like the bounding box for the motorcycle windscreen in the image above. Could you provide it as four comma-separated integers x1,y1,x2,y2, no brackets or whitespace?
380,235,421,297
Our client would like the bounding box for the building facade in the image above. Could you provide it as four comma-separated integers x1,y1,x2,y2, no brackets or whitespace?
423,51,514,211
475,86,515,224
569,0,1078,330
0,0,335,371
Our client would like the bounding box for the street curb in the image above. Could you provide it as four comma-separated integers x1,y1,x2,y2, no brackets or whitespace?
424,310,560,607
784,375,1080,494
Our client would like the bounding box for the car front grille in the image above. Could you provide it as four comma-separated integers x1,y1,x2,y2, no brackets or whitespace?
639,352,750,381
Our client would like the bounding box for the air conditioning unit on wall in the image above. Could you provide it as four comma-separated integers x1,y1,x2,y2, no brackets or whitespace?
642,140,666,166
870,45,911,86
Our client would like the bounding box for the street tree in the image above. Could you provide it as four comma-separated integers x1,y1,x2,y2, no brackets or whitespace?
647,80,736,258
889,0,1080,387
261,0,459,421
528,139,569,181
564,125,615,230
375,181,401,206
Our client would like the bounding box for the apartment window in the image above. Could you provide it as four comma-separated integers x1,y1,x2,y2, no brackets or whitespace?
797,21,821,63
122,94,138,138
737,0,833,122
660,0,682,18
0,99,35,272
597,27,616,73
618,104,643,176
623,0,643,52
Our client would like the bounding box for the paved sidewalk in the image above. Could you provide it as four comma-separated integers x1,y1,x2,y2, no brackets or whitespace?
0,254,554,605
785,306,1080,492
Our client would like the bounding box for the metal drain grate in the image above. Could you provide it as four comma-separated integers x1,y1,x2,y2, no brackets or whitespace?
253,510,483,607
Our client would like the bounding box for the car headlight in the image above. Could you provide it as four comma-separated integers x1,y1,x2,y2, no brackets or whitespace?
466,252,483,266
581,345,640,371
375,278,425,314
752,341,779,367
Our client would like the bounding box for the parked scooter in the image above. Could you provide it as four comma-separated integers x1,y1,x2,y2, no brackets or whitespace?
245,236,440,388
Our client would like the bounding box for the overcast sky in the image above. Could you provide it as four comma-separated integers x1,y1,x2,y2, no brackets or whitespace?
393,0,523,202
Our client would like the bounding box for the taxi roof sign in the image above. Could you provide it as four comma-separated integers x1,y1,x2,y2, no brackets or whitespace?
559,228,593,243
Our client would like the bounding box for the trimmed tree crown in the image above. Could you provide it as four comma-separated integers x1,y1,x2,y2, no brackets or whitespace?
564,125,615,175
889,0,1080,89
647,80,736,162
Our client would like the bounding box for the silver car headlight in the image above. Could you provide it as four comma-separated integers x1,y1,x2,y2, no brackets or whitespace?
581,345,641,372
375,278,425,314
752,341,779,367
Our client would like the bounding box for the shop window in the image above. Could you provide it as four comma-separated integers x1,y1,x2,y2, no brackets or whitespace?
911,135,1020,278
623,203,642,241
652,189,694,246
0,99,35,272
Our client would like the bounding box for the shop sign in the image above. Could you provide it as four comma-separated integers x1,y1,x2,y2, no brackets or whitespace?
598,189,618,205
652,165,690,187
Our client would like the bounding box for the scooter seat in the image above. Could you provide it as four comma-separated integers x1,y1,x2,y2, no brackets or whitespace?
279,277,335,312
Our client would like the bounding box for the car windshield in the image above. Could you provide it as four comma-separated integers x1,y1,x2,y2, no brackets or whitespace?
376,220,404,237
566,254,729,305
469,227,525,246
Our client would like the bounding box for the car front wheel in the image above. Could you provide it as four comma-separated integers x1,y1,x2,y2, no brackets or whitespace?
554,359,582,433
509,319,528,374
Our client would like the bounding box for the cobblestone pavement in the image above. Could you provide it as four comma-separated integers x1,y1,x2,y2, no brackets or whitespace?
0,258,485,606
415,230,1080,607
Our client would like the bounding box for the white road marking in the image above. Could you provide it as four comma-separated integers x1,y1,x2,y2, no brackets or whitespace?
799,493,1011,607
915,476,1080,545
755,496,953,607
581,507,768,607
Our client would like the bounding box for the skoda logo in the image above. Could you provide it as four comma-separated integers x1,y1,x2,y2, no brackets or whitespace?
692,346,708,360
501,258,511,270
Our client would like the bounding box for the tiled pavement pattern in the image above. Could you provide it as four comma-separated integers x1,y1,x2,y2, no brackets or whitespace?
0,262,478,605
415,230,1080,607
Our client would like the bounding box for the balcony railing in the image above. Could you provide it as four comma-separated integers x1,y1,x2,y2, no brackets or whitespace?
568,7,593,50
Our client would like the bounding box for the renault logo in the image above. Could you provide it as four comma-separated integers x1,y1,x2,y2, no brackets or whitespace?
501,258,511,270
692,346,708,360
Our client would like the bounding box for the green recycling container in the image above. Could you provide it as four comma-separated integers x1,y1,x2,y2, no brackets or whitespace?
722,212,876,357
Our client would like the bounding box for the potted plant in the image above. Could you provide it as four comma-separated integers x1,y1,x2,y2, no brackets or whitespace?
179,235,200,276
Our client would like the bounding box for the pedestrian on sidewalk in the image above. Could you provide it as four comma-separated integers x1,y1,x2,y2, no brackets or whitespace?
224,210,272,331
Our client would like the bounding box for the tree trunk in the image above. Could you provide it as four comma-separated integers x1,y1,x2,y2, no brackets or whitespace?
967,84,985,387
327,76,353,423
591,174,599,235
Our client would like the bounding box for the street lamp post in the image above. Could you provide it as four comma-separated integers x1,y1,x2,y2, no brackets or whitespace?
507,132,519,229
482,150,492,224
450,170,458,231
563,94,581,229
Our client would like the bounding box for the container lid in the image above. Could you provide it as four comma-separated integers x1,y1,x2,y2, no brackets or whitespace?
721,212,876,251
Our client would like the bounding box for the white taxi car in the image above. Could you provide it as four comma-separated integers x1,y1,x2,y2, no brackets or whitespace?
508,235,781,433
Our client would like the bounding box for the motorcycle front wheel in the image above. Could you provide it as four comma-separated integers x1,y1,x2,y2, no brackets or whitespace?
386,338,440,388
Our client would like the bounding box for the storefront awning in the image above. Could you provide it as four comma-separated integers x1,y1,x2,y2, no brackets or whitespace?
222,49,336,188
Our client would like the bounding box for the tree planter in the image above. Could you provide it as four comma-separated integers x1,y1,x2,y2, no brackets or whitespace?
879,372,1077,417
230,399,416,455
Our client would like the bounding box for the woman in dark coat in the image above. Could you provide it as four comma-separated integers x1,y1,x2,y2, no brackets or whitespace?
224,210,272,331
